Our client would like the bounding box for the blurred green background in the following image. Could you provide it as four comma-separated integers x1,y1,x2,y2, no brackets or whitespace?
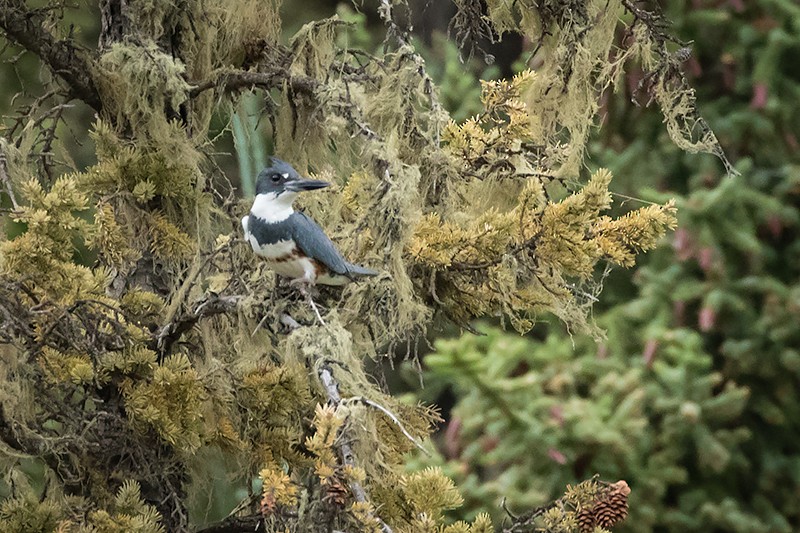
2,1,799,531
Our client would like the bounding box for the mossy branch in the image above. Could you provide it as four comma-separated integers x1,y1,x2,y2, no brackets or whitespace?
188,69,318,99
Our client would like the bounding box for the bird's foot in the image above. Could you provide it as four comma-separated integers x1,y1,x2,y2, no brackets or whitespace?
291,279,326,326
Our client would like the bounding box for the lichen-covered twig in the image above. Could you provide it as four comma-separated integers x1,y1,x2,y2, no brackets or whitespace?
344,396,430,456
188,69,317,99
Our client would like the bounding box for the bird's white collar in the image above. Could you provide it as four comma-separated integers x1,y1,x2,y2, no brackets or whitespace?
250,192,296,223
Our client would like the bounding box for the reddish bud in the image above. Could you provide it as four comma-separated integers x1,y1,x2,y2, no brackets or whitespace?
673,228,694,261
766,215,783,239
549,405,565,427
548,448,568,465
751,83,768,110
673,300,686,325
698,247,715,272
444,417,462,459
643,339,659,368
699,306,717,332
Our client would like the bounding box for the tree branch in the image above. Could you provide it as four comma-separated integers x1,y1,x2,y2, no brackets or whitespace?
0,0,102,111
319,364,393,533
188,70,317,99
194,515,261,533
155,294,244,355
0,142,20,210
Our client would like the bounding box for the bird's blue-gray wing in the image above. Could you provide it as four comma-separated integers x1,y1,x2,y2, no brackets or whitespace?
289,212,351,275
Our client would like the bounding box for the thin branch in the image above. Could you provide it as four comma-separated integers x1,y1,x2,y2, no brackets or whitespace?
188,70,317,99
0,0,102,111
343,396,430,456
155,294,244,355
194,515,261,533
0,142,19,210
278,315,394,533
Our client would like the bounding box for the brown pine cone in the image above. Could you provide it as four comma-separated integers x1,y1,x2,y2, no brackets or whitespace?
577,506,597,533
594,480,630,529
323,477,349,506
260,492,277,517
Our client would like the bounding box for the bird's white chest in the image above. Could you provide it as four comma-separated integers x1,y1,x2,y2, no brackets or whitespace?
249,236,296,260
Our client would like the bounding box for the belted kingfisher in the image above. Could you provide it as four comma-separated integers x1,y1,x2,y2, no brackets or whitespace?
241,158,377,287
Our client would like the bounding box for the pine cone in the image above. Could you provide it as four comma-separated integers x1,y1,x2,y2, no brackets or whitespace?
323,477,349,506
577,506,596,533
260,492,276,517
594,480,630,529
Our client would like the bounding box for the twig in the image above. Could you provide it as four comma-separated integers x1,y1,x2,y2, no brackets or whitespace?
156,294,243,354
344,396,431,456
188,70,317,99
194,516,261,533
0,142,19,210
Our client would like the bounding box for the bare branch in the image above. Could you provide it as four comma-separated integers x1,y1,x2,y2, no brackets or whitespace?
0,0,102,111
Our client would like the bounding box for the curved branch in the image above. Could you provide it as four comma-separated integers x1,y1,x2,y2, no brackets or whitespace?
0,0,102,111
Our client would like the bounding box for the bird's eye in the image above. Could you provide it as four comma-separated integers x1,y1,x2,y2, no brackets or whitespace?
270,174,281,183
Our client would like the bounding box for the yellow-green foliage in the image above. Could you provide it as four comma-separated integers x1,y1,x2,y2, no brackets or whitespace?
119,289,165,324
259,465,299,510
77,122,207,269
408,168,676,333
238,361,314,466
148,213,195,261
440,514,495,533
122,354,207,452
0,481,164,533
88,203,139,267
443,70,538,171
406,71,677,333
305,403,345,483
38,347,94,386
0,176,95,301
80,481,165,533
0,494,62,533
401,467,463,521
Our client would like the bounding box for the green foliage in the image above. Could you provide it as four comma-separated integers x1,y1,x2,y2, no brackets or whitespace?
417,325,751,530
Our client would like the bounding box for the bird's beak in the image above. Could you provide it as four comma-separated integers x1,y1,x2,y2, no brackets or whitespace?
287,177,331,192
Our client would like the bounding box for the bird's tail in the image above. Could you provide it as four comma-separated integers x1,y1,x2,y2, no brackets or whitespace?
346,263,378,277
